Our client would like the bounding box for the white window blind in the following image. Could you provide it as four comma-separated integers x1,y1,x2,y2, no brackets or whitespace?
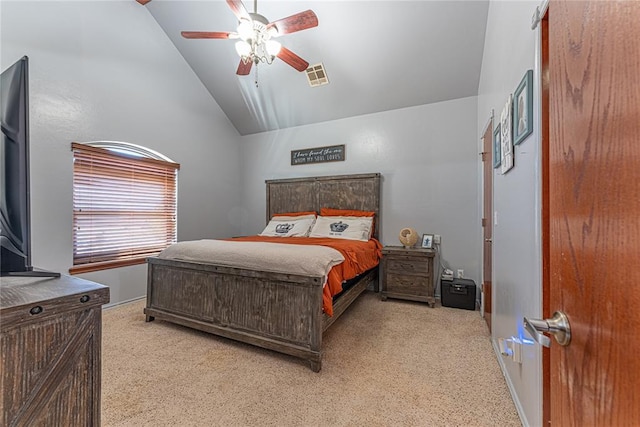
70,142,180,274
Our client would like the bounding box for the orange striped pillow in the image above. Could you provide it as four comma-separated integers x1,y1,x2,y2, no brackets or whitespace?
320,208,375,218
273,211,317,217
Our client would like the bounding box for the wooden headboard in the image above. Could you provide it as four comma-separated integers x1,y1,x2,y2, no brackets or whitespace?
266,173,381,239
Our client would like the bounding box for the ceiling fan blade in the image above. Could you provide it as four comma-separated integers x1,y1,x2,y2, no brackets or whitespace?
136,0,151,5
226,0,251,21
181,31,232,39
277,46,309,72
236,59,253,76
267,10,318,35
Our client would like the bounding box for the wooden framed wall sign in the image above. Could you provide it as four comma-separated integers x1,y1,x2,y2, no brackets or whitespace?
291,144,345,165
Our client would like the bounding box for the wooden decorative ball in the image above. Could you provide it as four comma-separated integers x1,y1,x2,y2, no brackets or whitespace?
398,228,418,248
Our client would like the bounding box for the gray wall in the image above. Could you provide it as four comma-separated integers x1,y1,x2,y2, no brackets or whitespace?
239,96,481,289
477,1,542,426
1,1,242,304
2,4,543,423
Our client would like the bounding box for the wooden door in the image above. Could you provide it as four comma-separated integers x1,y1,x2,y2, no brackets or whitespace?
547,0,640,424
481,120,493,331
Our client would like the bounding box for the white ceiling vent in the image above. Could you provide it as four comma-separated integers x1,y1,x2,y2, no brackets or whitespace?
305,63,329,87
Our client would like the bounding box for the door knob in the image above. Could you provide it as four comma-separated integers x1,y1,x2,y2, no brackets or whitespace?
523,311,571,347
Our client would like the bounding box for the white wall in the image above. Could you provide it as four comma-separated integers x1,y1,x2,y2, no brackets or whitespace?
477,1,541,426
1,2,540,418
239,96,481,291
1,1,242,304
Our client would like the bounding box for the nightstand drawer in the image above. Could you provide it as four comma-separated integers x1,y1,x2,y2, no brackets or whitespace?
386,273,429,296
386,257,430,276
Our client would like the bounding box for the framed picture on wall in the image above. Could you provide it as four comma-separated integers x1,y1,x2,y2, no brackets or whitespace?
513,69,533,145
493,123,501,168
500,94,514,174
421,234,434,249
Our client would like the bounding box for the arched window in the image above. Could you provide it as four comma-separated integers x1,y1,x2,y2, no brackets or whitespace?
70,141,180,274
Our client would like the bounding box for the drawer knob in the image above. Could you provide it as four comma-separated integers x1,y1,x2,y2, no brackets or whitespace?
29,305,43,315
80,295,90,303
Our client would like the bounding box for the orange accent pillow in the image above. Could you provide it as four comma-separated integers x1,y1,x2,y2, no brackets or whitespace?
273,211,317,217
320,208,375,218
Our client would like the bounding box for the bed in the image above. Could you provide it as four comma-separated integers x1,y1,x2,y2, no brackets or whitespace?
144,173,381,371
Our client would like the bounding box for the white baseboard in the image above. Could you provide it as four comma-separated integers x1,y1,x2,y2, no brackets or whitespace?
103,295,145,310
492,339,529,427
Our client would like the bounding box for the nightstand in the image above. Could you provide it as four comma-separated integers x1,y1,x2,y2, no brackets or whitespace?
380,246,436,307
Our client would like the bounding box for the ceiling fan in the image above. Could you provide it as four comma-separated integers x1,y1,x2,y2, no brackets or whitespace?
181,0,318,76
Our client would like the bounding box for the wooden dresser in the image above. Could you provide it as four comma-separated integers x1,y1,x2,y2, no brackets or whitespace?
380,246,436,307
1,275,109,427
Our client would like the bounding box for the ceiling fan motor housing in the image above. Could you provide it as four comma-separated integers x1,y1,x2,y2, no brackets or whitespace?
245,13,278,40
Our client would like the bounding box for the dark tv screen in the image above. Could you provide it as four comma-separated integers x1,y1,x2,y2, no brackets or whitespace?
1,56,31,273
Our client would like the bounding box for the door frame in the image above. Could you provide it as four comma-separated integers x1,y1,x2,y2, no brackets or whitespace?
533,1,551,423
480,115,494,332
540,8,550,426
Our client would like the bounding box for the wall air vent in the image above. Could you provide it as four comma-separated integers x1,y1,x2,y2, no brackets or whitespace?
305,63,329,87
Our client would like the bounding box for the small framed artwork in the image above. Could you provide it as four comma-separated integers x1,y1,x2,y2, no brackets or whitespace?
493,123,501,169
421,234,434,249
500,94,514,174
513,69,533,145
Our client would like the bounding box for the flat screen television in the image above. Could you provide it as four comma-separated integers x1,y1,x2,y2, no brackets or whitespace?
1,56,58,277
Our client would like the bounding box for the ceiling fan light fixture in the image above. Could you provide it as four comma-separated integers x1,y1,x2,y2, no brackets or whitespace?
235,40,252,57
265,40,281,56
233,15,281,65
237,20,254,41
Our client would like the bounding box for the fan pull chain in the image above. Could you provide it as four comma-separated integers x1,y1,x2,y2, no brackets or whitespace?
254,64,259,88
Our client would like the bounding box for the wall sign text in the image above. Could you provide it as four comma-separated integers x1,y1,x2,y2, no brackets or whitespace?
291,144,345,166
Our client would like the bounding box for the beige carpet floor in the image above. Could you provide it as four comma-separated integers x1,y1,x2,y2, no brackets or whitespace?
102,292,521,426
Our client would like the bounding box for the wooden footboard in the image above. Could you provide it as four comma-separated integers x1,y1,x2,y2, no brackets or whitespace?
144,257,376,371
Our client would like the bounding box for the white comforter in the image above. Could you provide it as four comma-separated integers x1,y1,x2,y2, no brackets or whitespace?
157,239,345,280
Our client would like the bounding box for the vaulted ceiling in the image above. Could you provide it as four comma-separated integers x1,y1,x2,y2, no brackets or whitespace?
138,0,489,135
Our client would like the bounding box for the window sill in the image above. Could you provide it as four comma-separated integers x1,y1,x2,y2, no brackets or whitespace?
69,257,150,275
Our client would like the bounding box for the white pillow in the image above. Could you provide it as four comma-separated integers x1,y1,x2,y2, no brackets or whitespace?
259,217,315,237
309,216,373,241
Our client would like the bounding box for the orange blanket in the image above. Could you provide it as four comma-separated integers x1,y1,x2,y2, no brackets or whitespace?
231,236,382,316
